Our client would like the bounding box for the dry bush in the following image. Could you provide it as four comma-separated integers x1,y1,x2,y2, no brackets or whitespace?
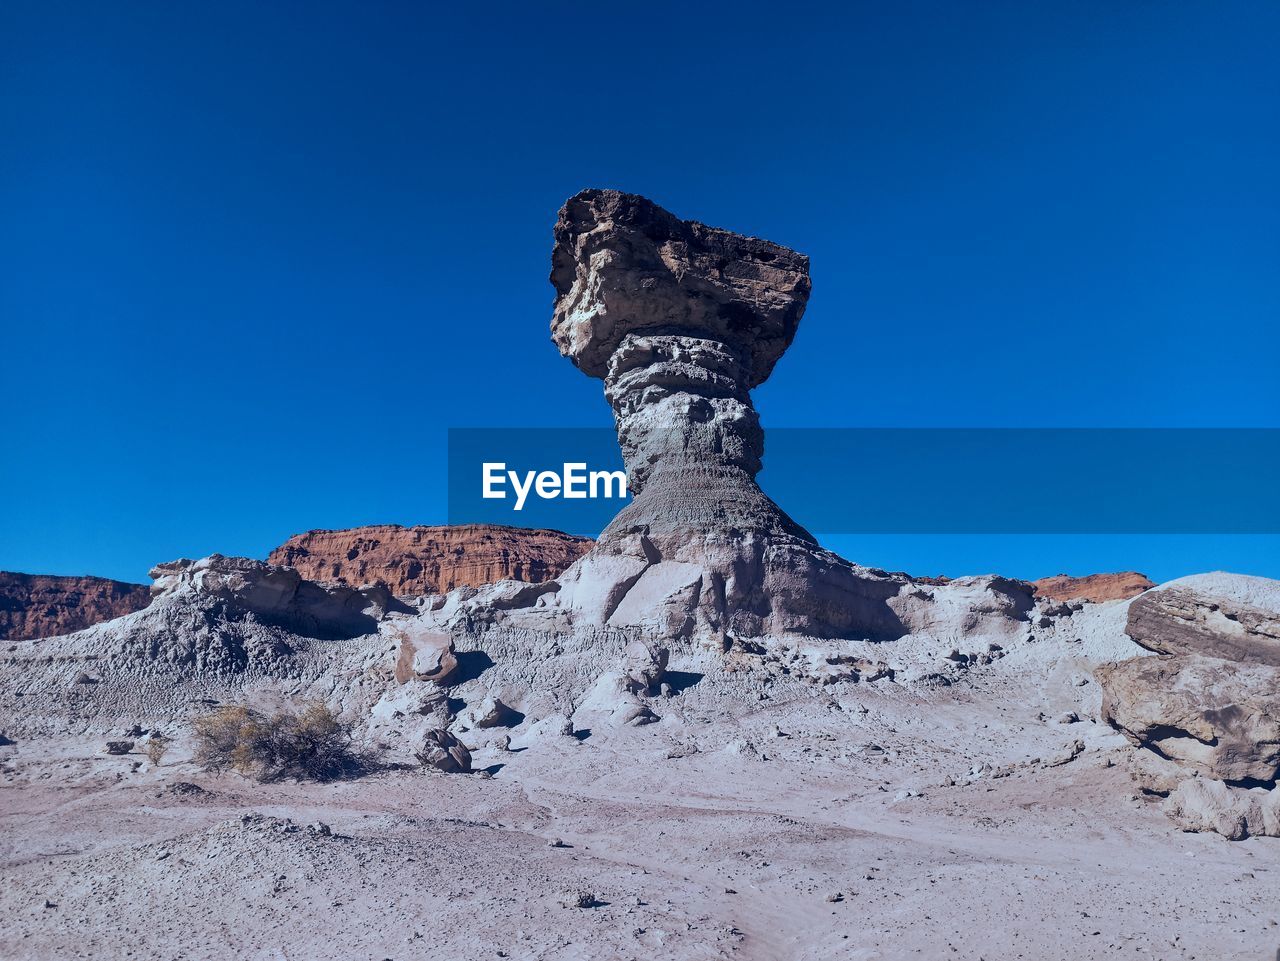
192,702,364,782
145,733,170,766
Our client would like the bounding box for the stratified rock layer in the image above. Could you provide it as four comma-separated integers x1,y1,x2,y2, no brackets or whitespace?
1031,572,1154,605
0,572,151,641
268,525,593,596
1125,573,1280,665
1099,573,1280,811
549,189,904,640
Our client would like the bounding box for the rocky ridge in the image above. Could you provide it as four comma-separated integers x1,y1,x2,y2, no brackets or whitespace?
0,571,151,641
267,524,592,596
1031,571,1154,604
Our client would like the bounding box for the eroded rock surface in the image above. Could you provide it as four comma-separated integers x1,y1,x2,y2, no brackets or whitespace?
268,525,592,596
1098,653,1280,784
1125,573,1280,665
0,572,151,641
1031,572,1154,605
548,189,907,640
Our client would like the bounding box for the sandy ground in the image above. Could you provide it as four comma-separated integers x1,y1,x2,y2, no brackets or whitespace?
4,629,1279,961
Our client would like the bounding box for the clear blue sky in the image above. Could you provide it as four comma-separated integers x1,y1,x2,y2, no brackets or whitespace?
2,1,1277,584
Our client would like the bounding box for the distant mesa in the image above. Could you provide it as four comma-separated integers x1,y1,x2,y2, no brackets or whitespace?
1030,571,1154,605
0,572,151,642
267,524,594,596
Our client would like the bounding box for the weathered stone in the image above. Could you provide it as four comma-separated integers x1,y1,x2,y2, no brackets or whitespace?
1163,778,1280,840
149,555,400,641
415,729,471,773
268,524,591,596
391,628,458,685
547,190,905,641
0,572,151,642
1098,653,1280,784
1125,574,1280,665
1031,572,1154,604
620,637,669,692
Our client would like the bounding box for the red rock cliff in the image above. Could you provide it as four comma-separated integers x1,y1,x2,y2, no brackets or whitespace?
1031,571,1155,604
0,572,152,641
267,524,594,596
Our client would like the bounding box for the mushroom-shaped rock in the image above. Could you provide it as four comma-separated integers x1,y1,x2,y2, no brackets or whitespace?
546,190,907,641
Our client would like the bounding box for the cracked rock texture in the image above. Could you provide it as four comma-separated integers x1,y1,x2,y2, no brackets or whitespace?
268,524,592,596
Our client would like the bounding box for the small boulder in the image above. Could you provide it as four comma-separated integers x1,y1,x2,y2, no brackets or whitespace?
1163,778,1280,840
620,638,670,692
415,729,471,773
393,628,458,685
557,889,595,909
104,740,134,755
459,695,517,730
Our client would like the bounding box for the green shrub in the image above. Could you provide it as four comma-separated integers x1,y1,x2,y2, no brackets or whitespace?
192,702,363,782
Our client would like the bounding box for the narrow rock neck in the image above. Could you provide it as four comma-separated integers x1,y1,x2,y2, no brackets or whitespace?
603,333,763,497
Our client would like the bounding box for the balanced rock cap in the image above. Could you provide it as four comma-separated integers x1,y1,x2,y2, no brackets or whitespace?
550,188,811,386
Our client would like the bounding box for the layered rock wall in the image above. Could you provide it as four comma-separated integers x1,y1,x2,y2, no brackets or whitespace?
0,572,151,641
268,525,592,596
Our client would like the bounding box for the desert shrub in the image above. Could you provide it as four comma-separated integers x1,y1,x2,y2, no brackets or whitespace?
145,732,171,766
192,702,364,782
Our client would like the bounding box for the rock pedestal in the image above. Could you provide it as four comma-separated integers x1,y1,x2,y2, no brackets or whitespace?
549,189,903,641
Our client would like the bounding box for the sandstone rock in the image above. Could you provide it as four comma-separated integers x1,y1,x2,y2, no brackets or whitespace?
574,671,660,729
415,729,471,773
1098,654,1280,784
1163,778,1280,840
0,571,151,641
620,638,669,692
458,694,517,730
267,525,592,596
1125,573,1280,666
391,627,458,685
1031,572,1154,604
150,555,399,641
547,189,908,641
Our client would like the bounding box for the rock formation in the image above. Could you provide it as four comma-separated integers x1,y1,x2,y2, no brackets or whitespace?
0,571,151,641
1031,572,1154,605
1099,573,1280,837
267,524,592,596
548,189,905,641
1125,573,1280,665
1098,653,1280,784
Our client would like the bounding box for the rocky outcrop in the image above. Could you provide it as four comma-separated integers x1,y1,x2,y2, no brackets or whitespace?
267,525,592,596
1125,573,1280,665
1163,778,1280,840
0,572,151,641
58,555,402,677
548,189,906,641
416,729,471,773
1031,572,1154,604
1098,572,1280,841
1098,653,1280,784
149,555,403,642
